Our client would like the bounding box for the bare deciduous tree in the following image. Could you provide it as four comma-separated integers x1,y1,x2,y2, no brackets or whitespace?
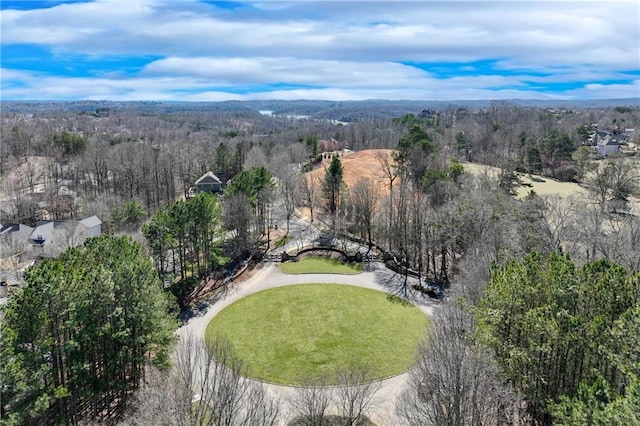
397,302,528,426
334,366,381,426
1,231,31,282
289,378,333,426
350,177,379,253
375,151,397,245
271,154,299,235
299,174,318,223
244,145,268,170
589,157,639,212
120,367,185,426
122,334,281,426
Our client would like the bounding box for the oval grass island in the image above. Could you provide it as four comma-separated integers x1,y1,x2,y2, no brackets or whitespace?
205,284,429,385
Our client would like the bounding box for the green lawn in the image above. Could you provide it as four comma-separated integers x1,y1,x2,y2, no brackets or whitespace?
274,235,292,248
205,284,429,385
280,257,364,274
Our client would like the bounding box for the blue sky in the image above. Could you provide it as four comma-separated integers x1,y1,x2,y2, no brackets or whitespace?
1,0,639,101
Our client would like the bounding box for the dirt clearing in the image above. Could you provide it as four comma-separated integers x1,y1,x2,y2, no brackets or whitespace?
305,149,395,194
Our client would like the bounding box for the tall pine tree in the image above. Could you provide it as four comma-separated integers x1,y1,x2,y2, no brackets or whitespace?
0,236,177,425
322,154,345,217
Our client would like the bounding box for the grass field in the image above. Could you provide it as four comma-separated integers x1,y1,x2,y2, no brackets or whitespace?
280,257,364,274
205,284,429,385
460,162,590,199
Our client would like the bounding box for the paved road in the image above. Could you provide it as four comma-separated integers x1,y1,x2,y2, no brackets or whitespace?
178,262,437,425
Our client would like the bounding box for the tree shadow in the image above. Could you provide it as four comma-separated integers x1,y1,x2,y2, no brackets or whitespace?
386,294,412,306
373,263,443,309
179,277,240,323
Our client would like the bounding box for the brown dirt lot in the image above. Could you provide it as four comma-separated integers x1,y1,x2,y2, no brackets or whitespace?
305,149,396,194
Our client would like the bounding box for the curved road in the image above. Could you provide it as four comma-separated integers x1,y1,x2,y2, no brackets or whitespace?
178,262,436,425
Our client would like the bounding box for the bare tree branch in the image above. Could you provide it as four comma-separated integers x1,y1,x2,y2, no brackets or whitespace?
397,302,529,426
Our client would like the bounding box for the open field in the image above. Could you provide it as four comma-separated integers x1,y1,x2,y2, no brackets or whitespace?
460,162,591,199
205,284,429,385
462,159,640,213
280,257,364,274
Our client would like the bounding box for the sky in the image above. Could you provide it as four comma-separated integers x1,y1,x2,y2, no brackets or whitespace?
1,0,639,102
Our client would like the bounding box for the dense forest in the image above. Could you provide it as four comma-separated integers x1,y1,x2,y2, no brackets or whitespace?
1,100,639,425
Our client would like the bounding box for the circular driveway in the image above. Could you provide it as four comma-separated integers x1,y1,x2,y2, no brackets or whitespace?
178,262,435,425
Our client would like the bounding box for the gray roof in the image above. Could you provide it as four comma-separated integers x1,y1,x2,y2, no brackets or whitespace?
0,224,20,235
195,171,222,185
79,215,102,228
30,221,54,245
0,223,34,237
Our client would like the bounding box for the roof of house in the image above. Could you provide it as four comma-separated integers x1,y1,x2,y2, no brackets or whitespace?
30,221,55,245
195,171,222,185
0,223,34,236
597,135,613,145
79,215,102,228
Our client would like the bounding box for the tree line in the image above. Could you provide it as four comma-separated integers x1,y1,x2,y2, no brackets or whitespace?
2,104,636,227
142,192,226,284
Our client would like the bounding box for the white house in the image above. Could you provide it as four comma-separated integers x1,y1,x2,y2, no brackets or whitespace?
596,135,620,157
1,216,102,298
78,215,102,239
28,215,102,257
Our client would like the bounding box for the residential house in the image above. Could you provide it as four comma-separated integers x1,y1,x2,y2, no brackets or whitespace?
0,216,101,298
623,129,636,145
319,138,340,153
195,171,223,194
596,133,620,157
29,215,102,257
0,223,34,257
78,215,102,238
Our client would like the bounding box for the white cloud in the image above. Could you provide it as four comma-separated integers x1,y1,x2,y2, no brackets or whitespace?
1,0,638,100
1,68,214,100
564,79,640,99
3,0,637,65
3,66,637,101
141,57,429,88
